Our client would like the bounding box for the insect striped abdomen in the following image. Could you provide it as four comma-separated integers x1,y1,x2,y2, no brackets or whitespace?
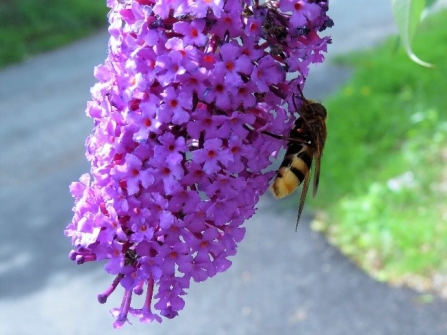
270,143,314,199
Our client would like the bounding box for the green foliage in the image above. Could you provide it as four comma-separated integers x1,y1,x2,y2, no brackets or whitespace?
391,0,433,67
313,9,447,286
0,0,108,67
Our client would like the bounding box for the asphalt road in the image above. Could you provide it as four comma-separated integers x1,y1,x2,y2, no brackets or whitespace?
1,1,447,334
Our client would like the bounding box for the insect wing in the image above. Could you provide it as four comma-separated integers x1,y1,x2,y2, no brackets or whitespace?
312,156,321,198
296,165,311,230
311,118,327,198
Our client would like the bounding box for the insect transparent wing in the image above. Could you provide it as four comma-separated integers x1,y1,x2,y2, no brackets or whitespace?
296,168,311,231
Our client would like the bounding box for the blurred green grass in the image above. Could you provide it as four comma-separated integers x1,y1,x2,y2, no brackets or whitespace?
0,0,108,67
312,9,447,290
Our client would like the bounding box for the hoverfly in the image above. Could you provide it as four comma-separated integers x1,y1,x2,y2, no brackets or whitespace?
268,94,327,230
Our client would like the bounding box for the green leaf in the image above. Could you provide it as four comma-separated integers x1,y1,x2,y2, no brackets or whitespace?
391,0,434,67
425,0,438,8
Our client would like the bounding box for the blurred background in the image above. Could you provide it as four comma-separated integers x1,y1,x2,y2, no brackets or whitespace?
1,0,447,334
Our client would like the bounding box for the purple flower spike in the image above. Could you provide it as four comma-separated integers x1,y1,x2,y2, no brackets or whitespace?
66,0,333,327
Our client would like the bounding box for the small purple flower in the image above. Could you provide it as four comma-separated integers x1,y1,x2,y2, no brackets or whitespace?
217,111,254,138
155,52,187,86
157,133,187,164
251,55,285,92
230,81,257,109
111,290,132,329
173,19,208,46
66,0,333,327
112,153,154,195
203,69,233,110
189,0,224,18
158,86,192,124
210,10,244,38
216,42,253,76
280,0,322,28
127,100,162,141
186,106,225,140
193,138,233,174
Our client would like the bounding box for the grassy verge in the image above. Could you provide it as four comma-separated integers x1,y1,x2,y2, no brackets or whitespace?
311,9,447,295
0,0,108,68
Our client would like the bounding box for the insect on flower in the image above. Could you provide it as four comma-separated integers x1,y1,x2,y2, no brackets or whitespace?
267,89,327,230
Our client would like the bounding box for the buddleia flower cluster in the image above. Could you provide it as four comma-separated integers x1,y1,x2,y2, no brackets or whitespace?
65,0,333,328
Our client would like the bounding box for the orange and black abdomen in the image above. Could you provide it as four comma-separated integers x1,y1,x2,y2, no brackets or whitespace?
270,142,314,199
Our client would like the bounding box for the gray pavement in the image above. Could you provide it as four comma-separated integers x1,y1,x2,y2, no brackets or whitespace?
1,1,447,334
